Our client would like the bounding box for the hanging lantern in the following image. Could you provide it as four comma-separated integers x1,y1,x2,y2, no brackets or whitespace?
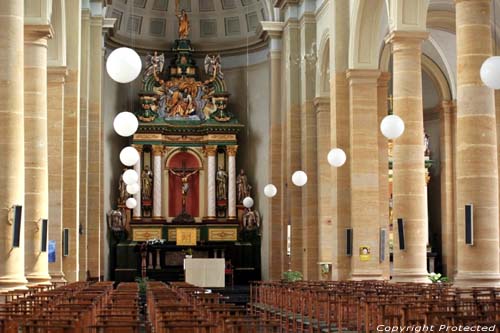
327,148,347,167
126,183,140,195
106,47,142,83
480,56,500,89
120,146,140,167
291,171,308,187
113,111,139,137
122,169,139,185
243,197,254,208
380,115,405,139
126,198,137,209
263,184,278,198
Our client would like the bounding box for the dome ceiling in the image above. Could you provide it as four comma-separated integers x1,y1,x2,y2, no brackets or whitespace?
106,0,270,53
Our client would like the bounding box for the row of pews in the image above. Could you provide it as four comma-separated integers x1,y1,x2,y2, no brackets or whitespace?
147,281,280,332
0,281,146,333
249,280,500,333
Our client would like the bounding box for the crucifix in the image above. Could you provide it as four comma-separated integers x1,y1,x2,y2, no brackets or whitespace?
169,160,199,215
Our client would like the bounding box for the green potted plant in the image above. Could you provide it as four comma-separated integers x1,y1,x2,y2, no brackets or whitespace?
282,270,303,282
185,248,193,258
428,272,449,283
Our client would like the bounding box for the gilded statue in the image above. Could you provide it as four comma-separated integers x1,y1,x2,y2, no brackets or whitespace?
236,169,251,203
216,166,228,201
175,2,190,40
141,165,153,201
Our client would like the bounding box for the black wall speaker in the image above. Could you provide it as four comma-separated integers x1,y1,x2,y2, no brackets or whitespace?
12,205,22,248
63,228,69,257
397,218,405,250
41,219,48,252
379,228,386,262
346,228,353,256
465,204,474,245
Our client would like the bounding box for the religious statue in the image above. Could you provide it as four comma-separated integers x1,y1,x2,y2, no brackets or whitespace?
216,167,228,201
204,54,224,80
176,8,190,39
144,51,165,85
236,169,251,203
118,168,128,206
424,132,431,157
141,165,153,201
243,208,261,231
169,167,199,212
107,209,127,240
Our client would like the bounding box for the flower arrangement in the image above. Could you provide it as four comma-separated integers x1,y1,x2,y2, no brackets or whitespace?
428,272,449,283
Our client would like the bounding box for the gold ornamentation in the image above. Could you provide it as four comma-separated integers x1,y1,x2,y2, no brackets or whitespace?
132,228,162,241
208,228,238,241
165,135,202,143
152,145,164,156
205,145,217,156
226,145,238,156
175,228,197,245
133,144,144,153
134,134,163,141
168,228,201,242
207,134,236,142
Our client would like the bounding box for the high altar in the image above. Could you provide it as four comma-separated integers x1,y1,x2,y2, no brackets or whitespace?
111,9,260,284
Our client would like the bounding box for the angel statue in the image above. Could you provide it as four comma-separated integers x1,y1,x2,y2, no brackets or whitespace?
144,51,165,83
175,0,190,40
243,208,261,231
204,54,224,80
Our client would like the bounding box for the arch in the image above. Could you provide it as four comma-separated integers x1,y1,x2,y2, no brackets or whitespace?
349,0,386,69
165,147,204,169
316,31,330,96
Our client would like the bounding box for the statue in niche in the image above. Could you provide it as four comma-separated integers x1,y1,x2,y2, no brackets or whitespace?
169,167,199,214
118,168,128,206
424,132,431,157
216,167,228,201
141,165,153,201
236,169,251,203
243,208,261,231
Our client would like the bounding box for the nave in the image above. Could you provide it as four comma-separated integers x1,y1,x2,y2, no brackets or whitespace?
1,280,499,333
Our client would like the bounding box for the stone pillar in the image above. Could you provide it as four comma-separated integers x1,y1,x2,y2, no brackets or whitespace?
440,100,455,278
132,145,143,220
227,146,238,219
377,72,391,280
386,30,429,283
314,96,333,280
260,21,284,280
206,145,217,219
0,0,28,291
48,66,67,283
346,69,383,280
62,0,81,283
24,24,53,286
455,0,500,286
152,145,163,219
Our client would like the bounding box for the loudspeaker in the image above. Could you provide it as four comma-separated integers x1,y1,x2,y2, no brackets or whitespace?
465,204,473,245
379,228,386,262
397,218,405,250
41,219,48,252
346,228,353,256
63,228,69,257
12,205,22,248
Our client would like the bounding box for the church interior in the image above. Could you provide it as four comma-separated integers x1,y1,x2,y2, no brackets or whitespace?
1,0,500,331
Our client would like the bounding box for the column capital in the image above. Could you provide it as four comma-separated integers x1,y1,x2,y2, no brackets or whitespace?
378,72,391,87
132,144,144,153
47,66,68,84
227,145,238,156
24,24,54,42
346,69,381,84
152,145,164,156
313,96,330,114
384,30,429,46
205,145,218,157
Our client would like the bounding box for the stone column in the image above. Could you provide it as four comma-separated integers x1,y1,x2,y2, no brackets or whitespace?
346,69,383,280
0,0,28,291
132,145,143,220
455,0,500,286
377,72,391,280
48,67,67,283
314,96,333,280
440,100,455,278
152,145,163,220
206,145,217,219
24,24,53,286
260,21,284,280
227,146,237,219
386,30,429,283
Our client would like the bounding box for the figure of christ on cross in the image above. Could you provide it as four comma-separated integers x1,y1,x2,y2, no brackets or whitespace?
169,160,199,215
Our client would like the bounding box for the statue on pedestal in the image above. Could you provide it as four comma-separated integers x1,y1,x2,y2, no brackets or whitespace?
141,165,153,201
175,0,190,40
236,169,251,203
216,166,228,201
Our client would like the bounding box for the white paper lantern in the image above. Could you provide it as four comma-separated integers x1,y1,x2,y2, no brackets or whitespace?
243,197,254,208
480,56,500,89
263,184,278,198
125,198,137,209
291,171,308,187
380,115,405,139
120,146,140,166
113,111,139,137
122,169,139,185
327,148,347,167
126,183,140,195
106,47,142,83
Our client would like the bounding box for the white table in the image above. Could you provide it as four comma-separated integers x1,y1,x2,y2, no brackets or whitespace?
184,258,225,287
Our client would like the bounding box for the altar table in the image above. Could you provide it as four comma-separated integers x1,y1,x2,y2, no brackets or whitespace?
184,258,225,287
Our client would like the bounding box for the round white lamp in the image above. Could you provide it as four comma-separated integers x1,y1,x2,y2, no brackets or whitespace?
291,171,308,187
120,146,140,166
263,184,278,198
126,198,137,209
126,183,140,195
113,111,139,137
122,169,139,185
480,56,500,89
106,47,142,83
327,148,347,167
380,115,405,139
242,197,254,208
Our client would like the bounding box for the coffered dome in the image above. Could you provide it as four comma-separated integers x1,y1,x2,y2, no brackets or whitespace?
106,0,272,53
